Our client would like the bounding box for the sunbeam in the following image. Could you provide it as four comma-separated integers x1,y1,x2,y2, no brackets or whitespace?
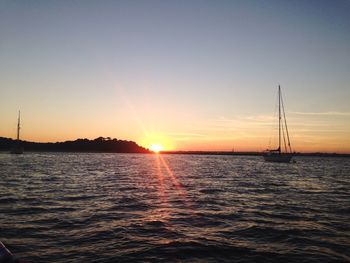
158,154,192,209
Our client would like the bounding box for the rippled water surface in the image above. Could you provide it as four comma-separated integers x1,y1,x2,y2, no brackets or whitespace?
0,153,349,262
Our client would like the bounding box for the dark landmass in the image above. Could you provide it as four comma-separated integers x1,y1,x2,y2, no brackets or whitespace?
162,150,350,158
0,137,348,157
0,137,150,153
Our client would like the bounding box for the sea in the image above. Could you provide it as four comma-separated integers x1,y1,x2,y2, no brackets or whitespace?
0,153,349,262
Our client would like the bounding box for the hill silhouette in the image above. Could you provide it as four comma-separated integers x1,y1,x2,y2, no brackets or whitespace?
0,137,150,153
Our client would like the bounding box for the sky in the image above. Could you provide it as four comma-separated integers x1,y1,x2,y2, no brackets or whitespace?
0,0,349,153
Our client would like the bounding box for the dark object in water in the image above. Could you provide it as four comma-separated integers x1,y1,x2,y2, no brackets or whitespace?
0,241,17,263
263,150,293,163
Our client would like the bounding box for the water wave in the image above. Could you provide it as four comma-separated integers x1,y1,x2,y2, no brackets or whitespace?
0,153,349,262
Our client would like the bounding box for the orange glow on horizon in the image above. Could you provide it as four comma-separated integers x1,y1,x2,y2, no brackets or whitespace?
150,144,163,153
2,118,349,154
140,132,175,151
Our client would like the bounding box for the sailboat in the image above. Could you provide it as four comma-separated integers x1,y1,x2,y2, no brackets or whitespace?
263,86,293,163
10,111,24,154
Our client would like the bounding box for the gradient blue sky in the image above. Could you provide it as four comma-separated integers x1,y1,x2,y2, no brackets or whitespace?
1,0,349,152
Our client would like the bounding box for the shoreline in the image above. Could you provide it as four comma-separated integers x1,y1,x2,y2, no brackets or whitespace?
1,150,349,158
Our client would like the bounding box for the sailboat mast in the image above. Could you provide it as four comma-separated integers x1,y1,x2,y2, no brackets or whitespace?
17,111,20,141
278,85,281,153
281,93,292,153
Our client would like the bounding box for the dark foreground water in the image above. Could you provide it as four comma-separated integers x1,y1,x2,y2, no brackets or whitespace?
0,153,349,262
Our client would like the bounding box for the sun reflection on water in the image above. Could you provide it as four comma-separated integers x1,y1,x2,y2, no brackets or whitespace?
154,154,192,210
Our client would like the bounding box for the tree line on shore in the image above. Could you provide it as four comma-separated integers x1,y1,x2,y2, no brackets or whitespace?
0,136,150,153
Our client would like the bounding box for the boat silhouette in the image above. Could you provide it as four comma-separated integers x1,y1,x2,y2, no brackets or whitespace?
263,86,293,163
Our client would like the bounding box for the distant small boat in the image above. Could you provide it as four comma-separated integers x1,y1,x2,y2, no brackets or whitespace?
263,86,293,163
10,111,24,154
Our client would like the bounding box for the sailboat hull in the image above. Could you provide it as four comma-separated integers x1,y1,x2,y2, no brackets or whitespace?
263,152,292,163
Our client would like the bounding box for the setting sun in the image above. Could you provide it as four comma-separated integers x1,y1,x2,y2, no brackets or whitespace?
150,144,164,153
140,132,174,152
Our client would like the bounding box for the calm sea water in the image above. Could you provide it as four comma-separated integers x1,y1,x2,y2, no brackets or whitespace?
0,153,349,262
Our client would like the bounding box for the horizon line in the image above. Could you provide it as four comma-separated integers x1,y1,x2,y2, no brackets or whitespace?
1,136,349,155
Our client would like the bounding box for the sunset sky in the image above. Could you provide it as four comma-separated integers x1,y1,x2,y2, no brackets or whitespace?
1,1,349,153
